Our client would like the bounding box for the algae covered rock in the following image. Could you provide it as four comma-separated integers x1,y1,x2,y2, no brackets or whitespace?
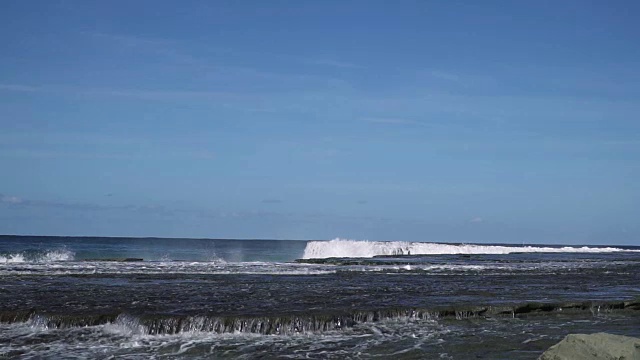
539,332,640,360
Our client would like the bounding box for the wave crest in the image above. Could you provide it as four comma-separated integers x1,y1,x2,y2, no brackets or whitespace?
302,238,634,259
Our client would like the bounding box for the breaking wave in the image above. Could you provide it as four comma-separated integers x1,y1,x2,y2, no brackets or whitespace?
0,249,75,263
302,238,637,259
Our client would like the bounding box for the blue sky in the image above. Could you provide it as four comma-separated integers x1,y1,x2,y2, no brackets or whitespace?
1,0,639,244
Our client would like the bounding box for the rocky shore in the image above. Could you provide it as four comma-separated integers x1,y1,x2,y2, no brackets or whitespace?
539,333,640,360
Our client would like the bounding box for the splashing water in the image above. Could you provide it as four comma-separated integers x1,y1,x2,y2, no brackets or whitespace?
301,238,638,259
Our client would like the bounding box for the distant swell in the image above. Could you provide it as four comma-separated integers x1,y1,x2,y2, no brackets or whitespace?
302,238,637,259
0,249,75,263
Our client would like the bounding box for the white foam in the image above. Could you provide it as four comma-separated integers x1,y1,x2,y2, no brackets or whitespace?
0,249,74,263
0,253,25,263
0,261,335,276
302,238,636,259
42,249,75,262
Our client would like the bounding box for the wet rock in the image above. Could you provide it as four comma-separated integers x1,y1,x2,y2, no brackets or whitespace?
539,332,640,360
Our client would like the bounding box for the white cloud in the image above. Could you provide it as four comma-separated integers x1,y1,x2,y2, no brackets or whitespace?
307,59,361,69
362,117,417,125
0,84,40,92
0,195,23,204
430,70,461,82
86,31,173,48
470,217,483,223
0,82,242,102
261,199,283,204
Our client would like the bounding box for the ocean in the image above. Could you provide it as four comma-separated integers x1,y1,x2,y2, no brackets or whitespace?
0,235,639,359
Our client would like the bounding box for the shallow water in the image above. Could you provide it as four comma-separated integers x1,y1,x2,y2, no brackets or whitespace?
1,236,639,359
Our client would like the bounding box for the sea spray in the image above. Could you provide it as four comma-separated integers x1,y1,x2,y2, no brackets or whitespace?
302,238,638,259
0,249,74,263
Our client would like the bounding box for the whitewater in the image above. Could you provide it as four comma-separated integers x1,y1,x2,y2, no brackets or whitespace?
0,249,75,263
302,238,637,258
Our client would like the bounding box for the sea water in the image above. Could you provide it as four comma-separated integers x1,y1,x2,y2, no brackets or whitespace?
1,235,639,359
